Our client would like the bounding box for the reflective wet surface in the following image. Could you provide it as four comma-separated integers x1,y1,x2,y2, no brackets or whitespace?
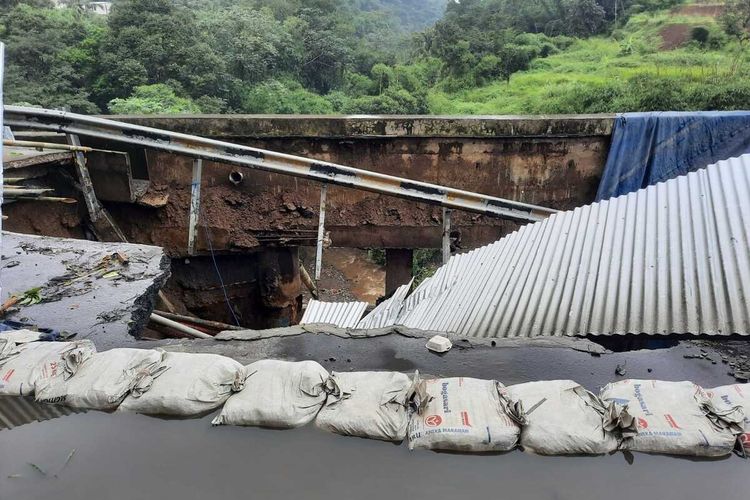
0,397,744,500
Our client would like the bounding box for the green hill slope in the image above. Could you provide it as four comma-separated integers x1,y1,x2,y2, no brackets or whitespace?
428,6,750,114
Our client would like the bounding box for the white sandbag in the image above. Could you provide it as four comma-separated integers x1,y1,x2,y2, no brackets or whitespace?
119,352,245,416
0,329,44,345
212,360,329,428
508,380,633,455
315,371,415,441
35,348,167,409
706,384,749,456
0,340,96,396
407,377,522,452
600,379,742,457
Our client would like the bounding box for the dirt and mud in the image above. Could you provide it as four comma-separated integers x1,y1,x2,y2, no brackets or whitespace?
299,247,385,304
659,23,694,50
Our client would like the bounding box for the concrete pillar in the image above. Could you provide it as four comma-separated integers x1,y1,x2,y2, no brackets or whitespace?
385,248,413,296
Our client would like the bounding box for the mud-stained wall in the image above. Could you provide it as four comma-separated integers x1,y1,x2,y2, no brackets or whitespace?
109,115,614,254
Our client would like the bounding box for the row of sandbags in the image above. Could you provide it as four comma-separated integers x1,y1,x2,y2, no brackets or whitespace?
0,336,244,415
0,336,748,457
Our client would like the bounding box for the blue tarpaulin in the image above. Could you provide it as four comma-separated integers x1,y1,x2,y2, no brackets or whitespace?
596,111,750,201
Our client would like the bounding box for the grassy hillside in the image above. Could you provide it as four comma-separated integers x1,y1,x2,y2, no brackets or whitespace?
428,6,750,114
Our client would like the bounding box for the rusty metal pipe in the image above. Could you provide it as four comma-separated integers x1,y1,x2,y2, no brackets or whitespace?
153,310,244,331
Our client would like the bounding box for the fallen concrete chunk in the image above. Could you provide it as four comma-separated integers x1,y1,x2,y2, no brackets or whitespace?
215,325,308,341
0,231,170,343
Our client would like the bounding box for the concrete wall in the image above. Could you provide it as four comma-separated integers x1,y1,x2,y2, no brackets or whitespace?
109,114,614,254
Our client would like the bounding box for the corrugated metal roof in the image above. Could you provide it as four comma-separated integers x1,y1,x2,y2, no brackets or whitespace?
357,280,413,329
396,154,750,337
0,396,83,431
300,300,368,328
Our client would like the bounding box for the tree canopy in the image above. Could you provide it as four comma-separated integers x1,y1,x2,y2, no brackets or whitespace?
1,0,748,114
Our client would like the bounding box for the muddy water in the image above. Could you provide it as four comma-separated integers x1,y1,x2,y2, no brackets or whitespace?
0,399,744,500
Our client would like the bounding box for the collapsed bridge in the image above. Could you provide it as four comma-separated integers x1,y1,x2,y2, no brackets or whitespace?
4,109,602,329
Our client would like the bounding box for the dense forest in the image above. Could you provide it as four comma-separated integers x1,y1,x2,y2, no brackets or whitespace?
1,0,749,114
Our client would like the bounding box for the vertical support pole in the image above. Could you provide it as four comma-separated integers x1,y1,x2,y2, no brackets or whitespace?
0,43,4,299
315,184,327,281
67,134,100,219
67,133,127,242
442,207,452,264
187,158,202,256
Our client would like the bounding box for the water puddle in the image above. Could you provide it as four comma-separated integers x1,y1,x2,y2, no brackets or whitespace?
0,397,744,500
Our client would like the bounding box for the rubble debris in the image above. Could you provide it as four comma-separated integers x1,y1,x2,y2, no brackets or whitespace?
0,231,170,342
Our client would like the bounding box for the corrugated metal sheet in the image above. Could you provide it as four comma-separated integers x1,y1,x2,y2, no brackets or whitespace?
0,396,83,431
396,155,750,337
357,280,413,329
300,300,368,328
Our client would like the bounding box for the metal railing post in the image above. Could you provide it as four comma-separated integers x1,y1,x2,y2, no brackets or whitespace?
187,158,202,256
315,184,327,281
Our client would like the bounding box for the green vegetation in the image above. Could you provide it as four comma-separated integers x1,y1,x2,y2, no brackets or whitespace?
1,0,749,114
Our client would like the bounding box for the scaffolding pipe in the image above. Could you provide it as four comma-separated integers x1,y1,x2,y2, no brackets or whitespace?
150,313,212,339
2,139,93,152
152,310,244,331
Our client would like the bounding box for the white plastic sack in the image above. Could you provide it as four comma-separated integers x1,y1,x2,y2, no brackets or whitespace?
507,380,632,455
407,377,522,452
0,340,96,397
600,379,741,457
706,384,749,455
315,371,415,441
0,329,44,345
119,352,245,416
212,360,329,428
36,348,167,409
